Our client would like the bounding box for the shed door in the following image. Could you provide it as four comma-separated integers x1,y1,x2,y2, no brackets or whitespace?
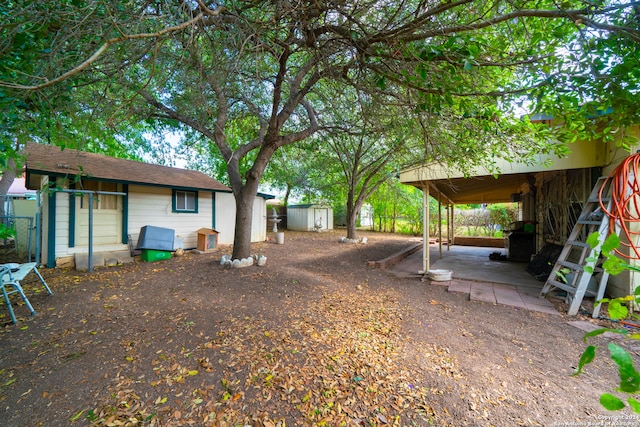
76,182,122,245
313,208,329,231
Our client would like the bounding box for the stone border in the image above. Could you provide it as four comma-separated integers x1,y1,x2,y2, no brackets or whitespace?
368,243,422,270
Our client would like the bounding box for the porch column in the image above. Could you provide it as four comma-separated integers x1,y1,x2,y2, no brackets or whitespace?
438,195,442,259
421,182,430,273
449,203,454,250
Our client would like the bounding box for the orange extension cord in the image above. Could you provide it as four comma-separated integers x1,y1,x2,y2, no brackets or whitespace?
599,152,640,260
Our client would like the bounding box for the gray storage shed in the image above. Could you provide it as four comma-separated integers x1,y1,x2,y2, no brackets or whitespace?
286,203,334,231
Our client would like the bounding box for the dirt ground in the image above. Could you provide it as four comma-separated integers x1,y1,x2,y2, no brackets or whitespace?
1,230,638,427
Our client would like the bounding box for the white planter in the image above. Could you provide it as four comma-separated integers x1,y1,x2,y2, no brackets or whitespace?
427,269,452,281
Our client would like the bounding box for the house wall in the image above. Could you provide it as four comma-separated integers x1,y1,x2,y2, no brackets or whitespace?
38,180,268,266
39,177,49,264
44,181,129,262
215,192,236,245
54,191,70,258
214,192,268,245
252,197,267,242
128,185,215,249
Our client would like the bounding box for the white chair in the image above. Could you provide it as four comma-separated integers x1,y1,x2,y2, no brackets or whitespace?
1,263,53,324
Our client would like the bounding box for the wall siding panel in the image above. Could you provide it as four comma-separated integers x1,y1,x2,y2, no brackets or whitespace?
128,185,214,249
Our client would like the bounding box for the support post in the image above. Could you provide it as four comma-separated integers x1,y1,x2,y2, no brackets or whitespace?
421,183,430,274
88,193,94,273
438,195,442,259
449,203,455,249
447,204,451,251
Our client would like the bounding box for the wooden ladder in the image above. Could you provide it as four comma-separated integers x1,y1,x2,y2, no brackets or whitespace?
539,176,614,317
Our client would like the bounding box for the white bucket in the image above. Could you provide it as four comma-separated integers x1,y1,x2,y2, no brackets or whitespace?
275,232,284,245
427,269,452,281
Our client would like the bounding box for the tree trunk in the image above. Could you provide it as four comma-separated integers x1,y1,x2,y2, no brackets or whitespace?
232,185,256,260
346,191,369,240
345,189,357,240
0,156,17,219
346,205,358,239
283,184,291,208
391,203,397,233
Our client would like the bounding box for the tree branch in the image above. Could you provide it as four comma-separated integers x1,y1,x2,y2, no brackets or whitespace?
0,6,226,91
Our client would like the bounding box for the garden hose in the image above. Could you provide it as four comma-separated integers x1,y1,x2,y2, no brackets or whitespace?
599,152,640,259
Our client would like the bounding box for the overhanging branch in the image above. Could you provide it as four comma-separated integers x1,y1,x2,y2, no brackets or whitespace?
0,6,226,91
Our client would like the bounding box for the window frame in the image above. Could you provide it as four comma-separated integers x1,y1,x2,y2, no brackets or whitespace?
172,189,198,213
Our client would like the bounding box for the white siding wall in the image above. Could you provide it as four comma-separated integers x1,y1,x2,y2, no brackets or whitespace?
215,192,236,245
214,192,267,245
128,187,266,247
40,178,129,263
128,185,214,249
252,197,267,242
39,181,267,263
38,177,49,264
54,191,70,256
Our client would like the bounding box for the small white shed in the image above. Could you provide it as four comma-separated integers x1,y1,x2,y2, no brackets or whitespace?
287,203,333,231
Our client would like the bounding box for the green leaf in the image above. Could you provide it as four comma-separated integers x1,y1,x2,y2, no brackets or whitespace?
602,233,621,254
69,410,85,422
609,300,629,320
573,345,596,375
600,393,625,410
602,257,628,276
608,342,640,393
586,232,601,249
628,397,640,413
583,328,627,342
374,75,386,90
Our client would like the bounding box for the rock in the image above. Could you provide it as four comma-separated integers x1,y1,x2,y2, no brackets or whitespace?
339,237,359,244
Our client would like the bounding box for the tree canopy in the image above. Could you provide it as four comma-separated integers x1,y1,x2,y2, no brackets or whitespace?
2,1,639,257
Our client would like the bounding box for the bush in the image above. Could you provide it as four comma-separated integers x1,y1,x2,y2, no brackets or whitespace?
0,223,15,240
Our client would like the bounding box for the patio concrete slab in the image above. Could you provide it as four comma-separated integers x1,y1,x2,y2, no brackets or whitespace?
387,243,561,314
448,280,472,294
470,281,496,303
526,302,561,315
493,284,527,308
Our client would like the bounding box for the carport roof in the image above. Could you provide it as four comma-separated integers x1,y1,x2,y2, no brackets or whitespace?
399,138,609,204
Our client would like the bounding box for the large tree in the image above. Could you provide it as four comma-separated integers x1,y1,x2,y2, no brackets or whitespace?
2,1,639,259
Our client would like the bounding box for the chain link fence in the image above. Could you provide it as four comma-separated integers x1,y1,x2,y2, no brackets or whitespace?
0,216,35,263
1,194,38,263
